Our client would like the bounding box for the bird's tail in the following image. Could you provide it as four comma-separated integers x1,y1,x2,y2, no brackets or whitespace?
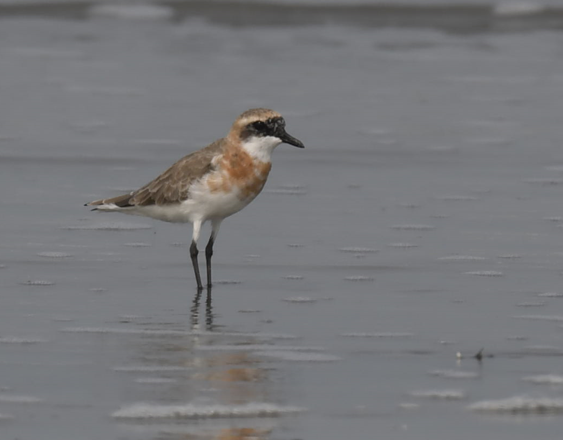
85,193,134,211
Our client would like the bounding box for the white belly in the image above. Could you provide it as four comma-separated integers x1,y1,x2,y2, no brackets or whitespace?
107,179,256,224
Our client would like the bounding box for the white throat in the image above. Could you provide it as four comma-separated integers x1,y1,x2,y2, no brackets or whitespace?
241,135,281,162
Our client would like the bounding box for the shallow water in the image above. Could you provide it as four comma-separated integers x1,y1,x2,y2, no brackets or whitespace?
3,3,563,440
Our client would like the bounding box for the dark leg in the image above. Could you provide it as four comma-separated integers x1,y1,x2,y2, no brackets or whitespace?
190,240,203,290
205,234,214,288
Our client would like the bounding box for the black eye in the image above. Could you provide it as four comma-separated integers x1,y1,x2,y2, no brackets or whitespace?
252,121,267,131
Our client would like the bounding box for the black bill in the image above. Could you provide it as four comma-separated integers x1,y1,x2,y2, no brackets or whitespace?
277,127,304,148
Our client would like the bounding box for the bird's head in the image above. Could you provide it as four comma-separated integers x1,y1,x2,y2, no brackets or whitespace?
229,108,304,161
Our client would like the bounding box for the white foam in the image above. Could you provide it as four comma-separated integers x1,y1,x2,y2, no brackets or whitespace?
112,402,306,419
439,255,487,261
91,4,173,20
256,351,341,362
494,2,546,16
344,276,374,282
430,370,478,379
341,332,413,338
538,292,563,298
410,389,466,400
388,242,419,249
0,395,43,404
522,375,563,385
282,296,316,303
283,275,304,280
66,222,153,231
516,302,545,308
21,280,55,286
124,243,151,247
391,224,435,231
0,413,14,421
339,247,378,254
37,252,73,258
497,254,522,259
465,271,504,277
0,337,47,345
469,396,563,414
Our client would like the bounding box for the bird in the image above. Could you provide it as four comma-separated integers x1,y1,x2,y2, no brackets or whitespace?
85,108,304,289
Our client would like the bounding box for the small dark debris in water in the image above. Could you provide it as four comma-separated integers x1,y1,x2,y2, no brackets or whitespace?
456,348,494,361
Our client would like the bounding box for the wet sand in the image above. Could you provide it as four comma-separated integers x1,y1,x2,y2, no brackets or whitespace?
2,6,563,440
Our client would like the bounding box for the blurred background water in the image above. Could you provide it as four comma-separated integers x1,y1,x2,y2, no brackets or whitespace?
3,1,563,439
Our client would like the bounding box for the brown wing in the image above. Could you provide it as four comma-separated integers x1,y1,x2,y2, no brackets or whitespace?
87,139,225,208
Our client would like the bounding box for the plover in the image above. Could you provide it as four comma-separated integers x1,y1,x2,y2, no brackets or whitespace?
85,108,304,289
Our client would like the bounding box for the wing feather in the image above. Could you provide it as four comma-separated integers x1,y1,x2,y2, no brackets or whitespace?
131,139,224,206
87,139,225,208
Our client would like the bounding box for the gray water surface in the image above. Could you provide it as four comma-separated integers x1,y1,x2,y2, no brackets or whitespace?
2,5,563,440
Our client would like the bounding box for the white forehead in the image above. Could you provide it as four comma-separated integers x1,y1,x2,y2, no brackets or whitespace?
235,109,281,126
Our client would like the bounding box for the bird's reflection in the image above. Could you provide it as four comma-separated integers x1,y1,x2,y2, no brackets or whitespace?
190,287,215,331
117,286,286,440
